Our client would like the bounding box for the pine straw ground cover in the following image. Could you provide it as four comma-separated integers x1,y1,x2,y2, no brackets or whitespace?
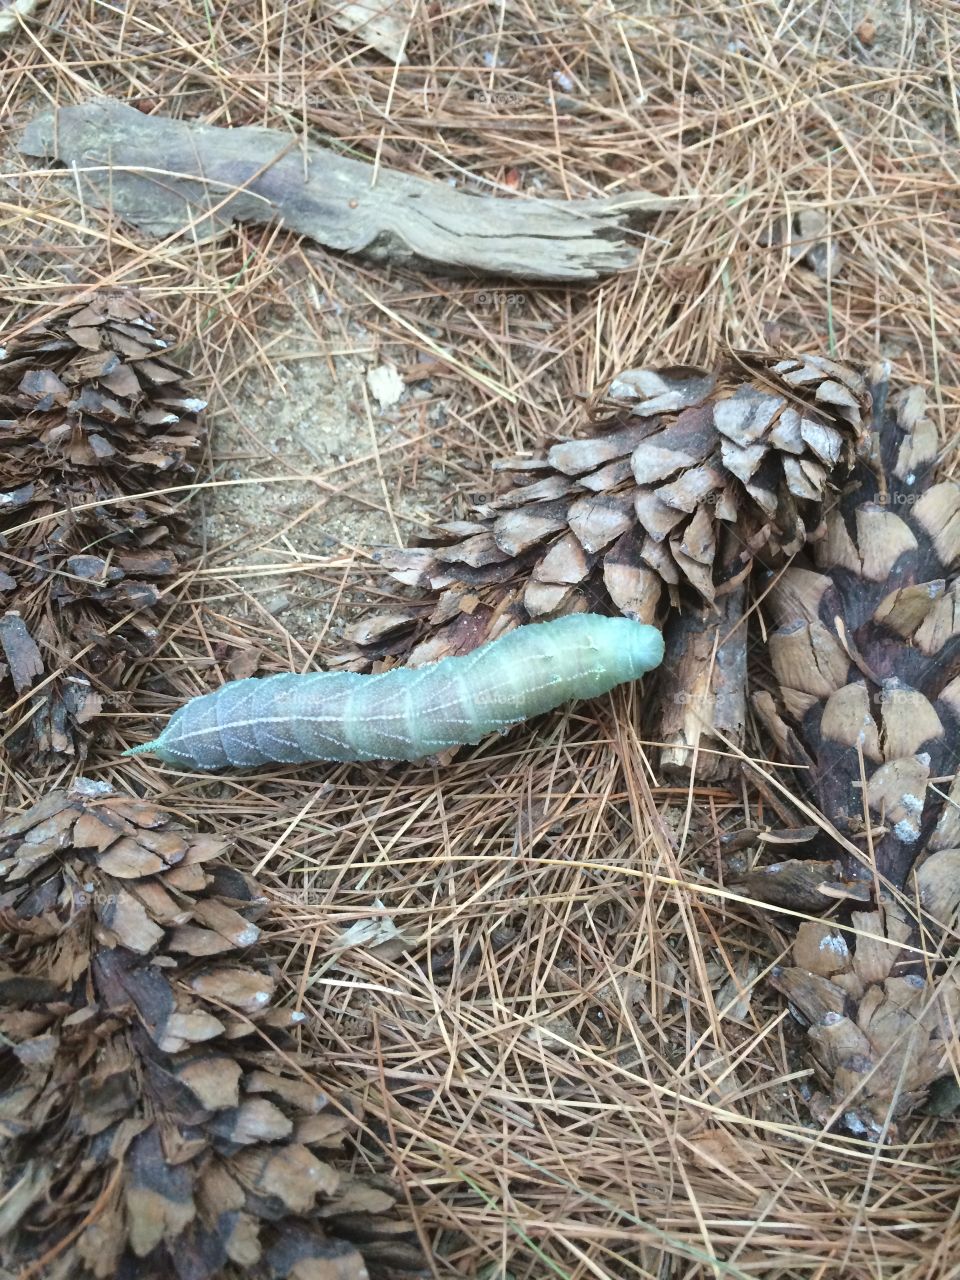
2,1,960,1277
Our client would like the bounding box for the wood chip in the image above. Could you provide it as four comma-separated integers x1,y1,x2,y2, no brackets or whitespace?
0,612,43,692
21,99,682,282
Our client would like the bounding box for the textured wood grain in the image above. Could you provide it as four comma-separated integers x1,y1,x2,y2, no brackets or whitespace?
127,615,663,770
19,100,686,282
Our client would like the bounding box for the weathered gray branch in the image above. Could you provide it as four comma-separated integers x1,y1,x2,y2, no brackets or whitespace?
20,99,689,281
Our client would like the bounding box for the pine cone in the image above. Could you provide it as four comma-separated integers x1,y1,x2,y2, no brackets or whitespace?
347,347,959,1136
346,351,869,777
742,371,960,897
0,781,424,1279
732,368,960,1137
0,291,206,762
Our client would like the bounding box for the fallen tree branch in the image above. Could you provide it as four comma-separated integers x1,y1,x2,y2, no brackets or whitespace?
20,98,689,281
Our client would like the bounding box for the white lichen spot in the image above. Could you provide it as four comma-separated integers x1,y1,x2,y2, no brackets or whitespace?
843,1110,868,1135
819,933,849,957
894,818,919,842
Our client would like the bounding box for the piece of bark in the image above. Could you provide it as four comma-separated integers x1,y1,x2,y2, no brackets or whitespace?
19,99,685,282
730,855,872,912
0,612,43,694
658,581,748,780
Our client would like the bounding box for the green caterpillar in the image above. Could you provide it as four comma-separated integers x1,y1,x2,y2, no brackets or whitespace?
125,614,664,771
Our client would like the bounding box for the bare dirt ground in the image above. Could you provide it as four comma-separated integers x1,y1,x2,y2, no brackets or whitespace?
201,310,448,643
